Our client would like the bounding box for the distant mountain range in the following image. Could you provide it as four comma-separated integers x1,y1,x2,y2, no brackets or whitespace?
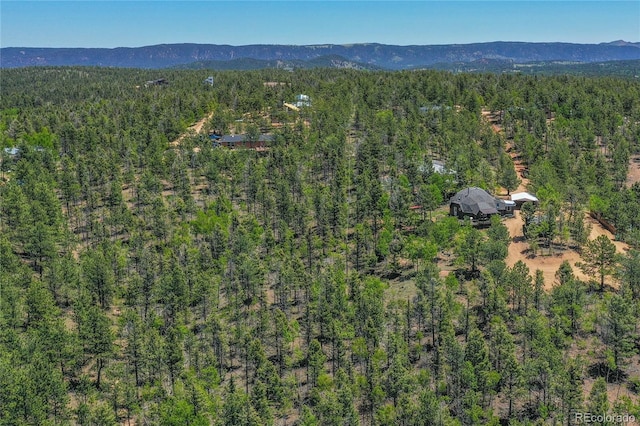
2,41,640,70
427,58,640,78
173,54,381,71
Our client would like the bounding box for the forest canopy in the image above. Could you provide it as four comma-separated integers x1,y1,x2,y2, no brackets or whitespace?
1,66,640,425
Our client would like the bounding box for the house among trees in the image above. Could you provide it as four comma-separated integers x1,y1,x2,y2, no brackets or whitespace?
1,147,20,173
211,134,274,150
3,147,20,157
449,187,515,224
418,159,455,177
204,76,214,86
144,78,168,87
294,94,311,108
419,105,451,113
264,81,289,88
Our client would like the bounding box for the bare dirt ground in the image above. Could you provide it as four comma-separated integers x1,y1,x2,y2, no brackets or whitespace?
482,109,629,289
627,155,640,187
481,110,503,135
504,212,596,289
504,142,529,193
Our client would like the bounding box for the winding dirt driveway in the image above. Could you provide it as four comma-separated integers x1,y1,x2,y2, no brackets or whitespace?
169,111,215,148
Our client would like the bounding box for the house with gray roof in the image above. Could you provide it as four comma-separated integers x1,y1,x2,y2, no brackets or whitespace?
211,134,274,150
449,187,514,224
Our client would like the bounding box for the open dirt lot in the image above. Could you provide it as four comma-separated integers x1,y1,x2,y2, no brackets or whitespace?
503,211,629,290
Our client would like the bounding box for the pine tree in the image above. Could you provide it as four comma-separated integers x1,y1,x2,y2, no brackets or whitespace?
600,293,636,375
618,250,640,300
465,327,497,407
550,268,585,337
578,235,618,291
75,303,114,390
587,377,609,425
498,153,521,196
456,224,486,275
553,357,583,426
307,339,326,391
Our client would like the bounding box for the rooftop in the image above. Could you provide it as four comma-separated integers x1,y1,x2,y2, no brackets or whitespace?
3,147,20,156
450,187,501,216
510,192,539,203
215,134,274,143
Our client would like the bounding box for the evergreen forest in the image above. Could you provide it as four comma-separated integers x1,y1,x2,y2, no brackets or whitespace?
1,66,640,425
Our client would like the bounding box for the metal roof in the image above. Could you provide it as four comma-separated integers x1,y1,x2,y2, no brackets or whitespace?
510,192,539,203
218,134,274,143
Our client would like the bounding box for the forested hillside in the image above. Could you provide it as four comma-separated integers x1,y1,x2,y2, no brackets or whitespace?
1,67,640,425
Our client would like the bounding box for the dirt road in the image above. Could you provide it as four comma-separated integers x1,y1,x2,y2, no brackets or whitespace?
169,111,215,147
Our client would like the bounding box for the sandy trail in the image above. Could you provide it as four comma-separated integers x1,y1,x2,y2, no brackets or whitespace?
169,111,214,147
481,110,503,136
504,142,529,193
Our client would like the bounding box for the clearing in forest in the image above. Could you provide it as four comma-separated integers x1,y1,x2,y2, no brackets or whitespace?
482,108,629,289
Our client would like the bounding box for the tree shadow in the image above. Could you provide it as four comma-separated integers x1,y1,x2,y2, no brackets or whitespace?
513,235,527,243
382,271,401,280
521,400,544,423
588,362,628,383
455,268,479,281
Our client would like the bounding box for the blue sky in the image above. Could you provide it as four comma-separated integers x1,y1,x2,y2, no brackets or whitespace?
1,1,638,48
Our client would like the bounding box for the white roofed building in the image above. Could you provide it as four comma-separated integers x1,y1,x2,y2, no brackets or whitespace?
510,192,539,207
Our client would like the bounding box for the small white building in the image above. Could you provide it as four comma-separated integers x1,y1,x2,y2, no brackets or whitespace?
418,159,453,175
294,94,311,108
510,192,539,207
3,147,20,156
